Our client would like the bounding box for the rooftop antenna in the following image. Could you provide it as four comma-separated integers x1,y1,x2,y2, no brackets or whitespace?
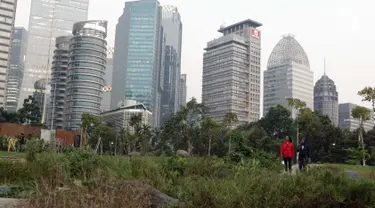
324,57,326,75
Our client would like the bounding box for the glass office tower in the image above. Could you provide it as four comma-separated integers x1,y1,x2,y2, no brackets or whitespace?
65,20,108,130
6,27,28,112
112,0,163,126
18,0,89,121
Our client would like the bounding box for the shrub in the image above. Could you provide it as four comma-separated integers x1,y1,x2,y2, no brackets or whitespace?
25,139,47,162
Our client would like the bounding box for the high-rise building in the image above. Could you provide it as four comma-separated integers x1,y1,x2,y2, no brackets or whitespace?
0,0,17,107
48,36,71,129
179,74,186,107
18,0,89,118
100,46,114,112
263,35,314,117
314,72,339,126
6,27,28,112
65,20,108,130
111,0,163,127
339,103,374,132
202,19,262,126
160,5,182,124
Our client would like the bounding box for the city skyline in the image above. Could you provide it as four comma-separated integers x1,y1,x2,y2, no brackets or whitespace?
14,0,375,114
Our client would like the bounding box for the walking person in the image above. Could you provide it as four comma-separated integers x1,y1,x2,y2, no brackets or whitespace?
297,137,310,171
280,136,294,173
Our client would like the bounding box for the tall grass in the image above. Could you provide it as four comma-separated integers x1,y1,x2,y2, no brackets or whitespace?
1,151,375,207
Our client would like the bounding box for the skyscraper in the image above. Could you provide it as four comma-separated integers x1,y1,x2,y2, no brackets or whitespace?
202,19,262,126
101,46,114,112
160,5,182,124
48,36,71,129
179,74,186,107
263,35,314,117
65,20,108,130
18,0,89,117
0,0,17,107
112,0,163,127
314,71,339,126
6,27,28,112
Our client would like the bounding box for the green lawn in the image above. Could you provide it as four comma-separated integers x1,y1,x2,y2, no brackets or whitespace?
0,151,25,158
325,163,375,180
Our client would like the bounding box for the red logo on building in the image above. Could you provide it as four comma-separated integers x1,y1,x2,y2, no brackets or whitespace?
252,28,260,39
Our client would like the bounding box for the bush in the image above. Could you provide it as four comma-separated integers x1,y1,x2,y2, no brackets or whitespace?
25,139,47,162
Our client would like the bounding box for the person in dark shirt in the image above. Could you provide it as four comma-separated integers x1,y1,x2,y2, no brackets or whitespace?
297,137,310,171
19,133,25,152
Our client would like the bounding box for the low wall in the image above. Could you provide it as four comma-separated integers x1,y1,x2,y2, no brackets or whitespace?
0,123,76,146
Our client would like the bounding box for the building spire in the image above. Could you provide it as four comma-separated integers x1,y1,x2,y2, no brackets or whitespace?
324,57,326,75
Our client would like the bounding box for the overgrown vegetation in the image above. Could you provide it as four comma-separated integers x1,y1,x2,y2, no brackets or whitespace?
1,151,375,207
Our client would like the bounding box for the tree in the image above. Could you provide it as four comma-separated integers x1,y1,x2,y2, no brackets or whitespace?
222,112,238,154
351,106,371,166
287,98,306,157
358,87,375,122
201,117,221,156
17,95,42,126
81,113,101,148
259,105,294,139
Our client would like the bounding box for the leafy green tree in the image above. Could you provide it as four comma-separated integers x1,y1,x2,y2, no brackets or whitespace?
17,95,42,126
81,113,101,148
259,105,294,139
200,117,221,156
358,87,375,122
352,106,371,166
89,123,116,154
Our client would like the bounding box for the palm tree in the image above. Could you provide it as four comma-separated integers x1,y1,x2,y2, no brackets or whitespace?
222,112,238,154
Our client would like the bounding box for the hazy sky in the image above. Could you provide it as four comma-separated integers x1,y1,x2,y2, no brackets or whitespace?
15,0,375,113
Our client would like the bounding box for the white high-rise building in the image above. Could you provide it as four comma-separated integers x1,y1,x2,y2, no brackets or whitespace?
0,0,17,107
263,35,314,117
202,19,262,126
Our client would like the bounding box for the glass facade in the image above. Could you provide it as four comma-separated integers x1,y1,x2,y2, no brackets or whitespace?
48,36,71,129
160,5,182,125
65,20,107,130
0,0,17,107
18,0,89,116
112,0,162,127
100,46,114,112
6,27,27,112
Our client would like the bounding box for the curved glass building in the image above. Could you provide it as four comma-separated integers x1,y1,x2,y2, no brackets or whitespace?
48,36,72,129
314,74,339,125
263,35,314,117
65,20,108,130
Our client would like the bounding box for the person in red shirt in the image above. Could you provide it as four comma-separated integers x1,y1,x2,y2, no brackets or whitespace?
280,136,294,172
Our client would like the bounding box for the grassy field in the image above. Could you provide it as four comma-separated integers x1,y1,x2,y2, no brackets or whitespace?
1,151,375,207
325,163,375,180
0,151,25,158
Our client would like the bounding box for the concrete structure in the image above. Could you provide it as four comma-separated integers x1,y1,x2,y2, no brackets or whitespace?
65,20,108,130
339,103,374,132
101,100,152,132
179,74,186,107
160,5,182,124
19,0,89,117
0,0,17,107
314,73,339,126
100,46,114,112
6,27,27,112
47,36,71,129
111,0,163,127
263,35,314,117
202,19,262,126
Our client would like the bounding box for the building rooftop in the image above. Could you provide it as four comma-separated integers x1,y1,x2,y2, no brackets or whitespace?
267,35,310,69
218,19,262,33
